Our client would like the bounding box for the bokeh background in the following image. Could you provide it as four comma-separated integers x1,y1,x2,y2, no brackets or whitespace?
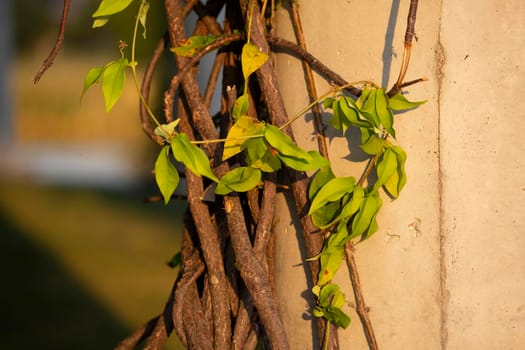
1,1,187,349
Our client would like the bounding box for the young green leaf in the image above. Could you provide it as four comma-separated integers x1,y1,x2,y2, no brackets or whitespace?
361,133,386,155
318,245,345,286
264,125,311,159
244,138,281,173
241,43,269,80
102,58,128,112
81,66,104,101
170,133,219,182
138,0,150,39
93,0,134,18
154,119,181,141
311,201,341,229
323,306,351,329
328,99,349,132
232,93,249,121
222,116,262,161
92,18,110,28
309,176,356,215
351,191,382,239
340,96,371,128
215,167,262,195
383,146,407,198
374,148,398,190
359,87,380,128
389,93,427,112
278,151,328,172
376,88,395,137
309,167,336,200
155,146,180,204
171,35,222,57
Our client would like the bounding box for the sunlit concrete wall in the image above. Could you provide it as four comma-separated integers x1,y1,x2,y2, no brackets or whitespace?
273,0,525,349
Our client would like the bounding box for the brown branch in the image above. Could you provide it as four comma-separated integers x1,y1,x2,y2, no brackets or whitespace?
289,1,329,160
267,36,362,97
204,52,226,108
388,0,420,96
33,0,71,83
224,195,290,350
163,32,243,123
344,243,378,350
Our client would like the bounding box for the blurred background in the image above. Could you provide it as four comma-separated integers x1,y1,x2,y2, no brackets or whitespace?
1,1,187,349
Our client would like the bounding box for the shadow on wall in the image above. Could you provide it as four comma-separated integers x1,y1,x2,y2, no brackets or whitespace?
0,210,128,350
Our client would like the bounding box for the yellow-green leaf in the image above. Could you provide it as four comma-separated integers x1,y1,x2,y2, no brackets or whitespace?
383,146,407,198
93,0,134,17
215,167,262,195
374,148,398,190
171,133,219,182
351,191,382,238
222,116,262,161
155,146,179,204
171,35,222,57
232,93,249,121
138,0,150,39
389,93,427,111
309,176,356,215
376,88,395,137
102,59,128,112
81,66,104,101
241,43,269,80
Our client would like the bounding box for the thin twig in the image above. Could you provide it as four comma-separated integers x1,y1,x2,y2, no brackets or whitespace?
388,0,420,96
344,243,378,350
33,0,71,83
290,1,329,160
140,34,168,142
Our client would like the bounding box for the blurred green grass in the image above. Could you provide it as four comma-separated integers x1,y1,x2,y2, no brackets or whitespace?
0,179,186,349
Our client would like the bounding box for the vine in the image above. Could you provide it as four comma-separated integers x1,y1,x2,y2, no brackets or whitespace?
36,0,425,349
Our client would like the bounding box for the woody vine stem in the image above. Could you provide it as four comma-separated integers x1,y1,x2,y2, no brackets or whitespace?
35,0,423,349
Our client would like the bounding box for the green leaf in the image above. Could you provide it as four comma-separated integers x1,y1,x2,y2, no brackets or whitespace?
222,116,262,161
170,133,219,182
93,0,134,17
264,125,327,171
232,93,249,121
324,306,351,329
361,133,385,155
311,201,341,229
389,93,426,111
102,58,128,112
92,17,110,28
244,138,281,173
328,99,349,132
318,245,345,286
309,167,336,200
340,186,364,218
154,119,181,140
215,167,262,195
383,146,407,198
359,87,380,128
138,0,150,39
374,148,398,190
309,176,356,215
340,96,371,128
277,151,328,172
376,88,395,137
323,96,335,109
155,146,179,204
241,43,269,80
81,66,104,101
171,35,222,57
351,191,382,239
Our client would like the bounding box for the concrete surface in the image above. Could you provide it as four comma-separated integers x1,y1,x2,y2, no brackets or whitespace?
272,0,525,349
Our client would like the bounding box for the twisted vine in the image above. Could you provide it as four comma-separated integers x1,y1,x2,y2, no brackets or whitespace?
36,0,423,349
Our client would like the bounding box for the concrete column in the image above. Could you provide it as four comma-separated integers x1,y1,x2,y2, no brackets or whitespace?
272,0,524,348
